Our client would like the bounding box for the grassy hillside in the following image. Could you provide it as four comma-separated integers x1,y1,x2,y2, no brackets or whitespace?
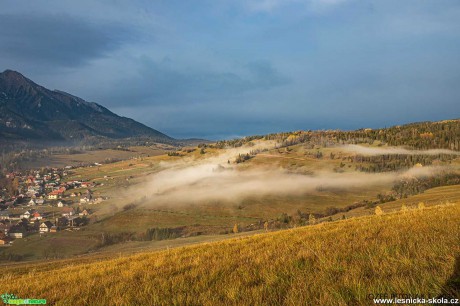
326,184,460,220
2,202,459,305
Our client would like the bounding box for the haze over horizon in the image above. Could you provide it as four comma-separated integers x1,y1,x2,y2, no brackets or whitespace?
1,0,459,140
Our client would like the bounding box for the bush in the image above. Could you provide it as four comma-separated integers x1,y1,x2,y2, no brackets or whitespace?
145,227,182,241
324,207,339,216
123,203,137,211
98,232,136,247
167,151,181,157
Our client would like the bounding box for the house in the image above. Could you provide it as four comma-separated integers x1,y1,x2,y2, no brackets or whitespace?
35,198,45,205
9,232,24,238
26,187,38,197
48,188,65,200
0,237,11,245
80,190,93,204
0,233,11,245
79,209,91,216
0,211,9,220
57,201,64,208
45,182,56,189
62,207,75,217
47,192,59,200
9,225,26,238
20,210,32,219
81,182,93,188
31,212,43,220
28,199,36,206
49,226,59,233
39,221,54,233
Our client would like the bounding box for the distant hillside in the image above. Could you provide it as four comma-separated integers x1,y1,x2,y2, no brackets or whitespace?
0,70,173,143
214,119,460,151
1,203,458,305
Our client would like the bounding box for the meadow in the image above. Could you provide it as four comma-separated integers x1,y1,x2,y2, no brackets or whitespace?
1,202,458,305
16,145,172,169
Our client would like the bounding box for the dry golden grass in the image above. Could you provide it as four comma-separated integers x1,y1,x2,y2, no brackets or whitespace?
2,202,459,305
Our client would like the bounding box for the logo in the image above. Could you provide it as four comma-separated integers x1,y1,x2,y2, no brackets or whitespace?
1,293,46,305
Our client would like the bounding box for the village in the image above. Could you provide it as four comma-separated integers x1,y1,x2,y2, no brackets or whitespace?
0,166,103,246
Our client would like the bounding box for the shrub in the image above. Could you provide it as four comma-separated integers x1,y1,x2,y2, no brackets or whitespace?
145,227,181,241
308,214,316,225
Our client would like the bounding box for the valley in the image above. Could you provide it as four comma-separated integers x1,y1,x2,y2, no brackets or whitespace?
1,120,459,265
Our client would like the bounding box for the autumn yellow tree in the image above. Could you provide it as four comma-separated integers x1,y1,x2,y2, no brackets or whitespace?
309,214,316,225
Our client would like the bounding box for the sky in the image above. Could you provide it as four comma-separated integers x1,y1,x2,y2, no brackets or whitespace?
0,0,459,140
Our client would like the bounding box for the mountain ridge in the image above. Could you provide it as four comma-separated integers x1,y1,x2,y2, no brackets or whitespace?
0,69,173,143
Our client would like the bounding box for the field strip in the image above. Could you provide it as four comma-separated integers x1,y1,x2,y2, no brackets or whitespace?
257,153,312,162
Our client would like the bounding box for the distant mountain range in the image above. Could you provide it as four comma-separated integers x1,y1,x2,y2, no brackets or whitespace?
0,70,173,143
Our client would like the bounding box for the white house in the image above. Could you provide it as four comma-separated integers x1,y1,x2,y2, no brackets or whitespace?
9,232,24,239
20,211,31,219
35,198,45,205
39,221,53,233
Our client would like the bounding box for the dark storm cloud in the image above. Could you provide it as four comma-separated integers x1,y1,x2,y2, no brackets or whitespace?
105,57,291,106
0,14,132,67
